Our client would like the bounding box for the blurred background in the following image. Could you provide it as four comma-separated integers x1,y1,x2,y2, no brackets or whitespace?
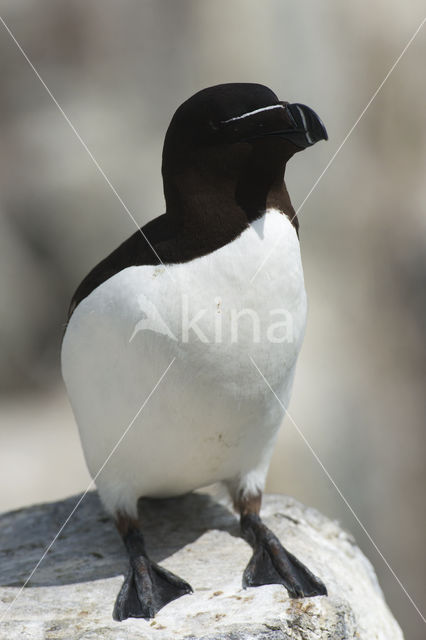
0,1,425,637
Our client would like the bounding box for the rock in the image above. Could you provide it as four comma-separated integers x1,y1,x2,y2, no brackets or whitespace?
0,491,403,639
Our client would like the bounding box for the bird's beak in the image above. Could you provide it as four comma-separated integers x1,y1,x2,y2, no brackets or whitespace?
279,103,328,148
239,102,328,149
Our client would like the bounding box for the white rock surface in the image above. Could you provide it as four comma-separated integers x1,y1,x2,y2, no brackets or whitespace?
0,491,403,639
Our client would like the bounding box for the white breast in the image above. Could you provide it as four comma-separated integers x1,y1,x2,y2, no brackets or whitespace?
61,210,307,516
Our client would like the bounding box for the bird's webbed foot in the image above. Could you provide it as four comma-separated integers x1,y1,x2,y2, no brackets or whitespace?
113,518,192,621
235,491,327,599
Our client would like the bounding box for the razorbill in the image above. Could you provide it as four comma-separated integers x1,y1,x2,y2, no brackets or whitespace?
61,83,328,621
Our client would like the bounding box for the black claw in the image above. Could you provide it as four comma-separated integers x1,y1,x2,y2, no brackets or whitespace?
149,560,193,609
241,514,327,599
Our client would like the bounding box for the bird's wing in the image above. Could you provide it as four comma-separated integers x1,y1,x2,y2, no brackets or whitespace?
67,213,177,321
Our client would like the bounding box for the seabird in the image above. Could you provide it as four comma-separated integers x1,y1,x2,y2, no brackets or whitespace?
61,83,328,621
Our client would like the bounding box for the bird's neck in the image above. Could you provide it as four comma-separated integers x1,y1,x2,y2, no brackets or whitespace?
163,146,298,241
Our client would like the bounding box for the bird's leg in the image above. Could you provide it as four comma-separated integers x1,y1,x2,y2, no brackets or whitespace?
235,491,327,598
113,512,192,621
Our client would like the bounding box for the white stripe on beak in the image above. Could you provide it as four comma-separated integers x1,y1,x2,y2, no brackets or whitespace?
295,105,313,145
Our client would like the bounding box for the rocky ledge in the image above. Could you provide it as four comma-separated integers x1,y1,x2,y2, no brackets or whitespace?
0,491,403,639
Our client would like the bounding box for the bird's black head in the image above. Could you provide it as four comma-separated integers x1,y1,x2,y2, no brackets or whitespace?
163,83,327,162
162,83,327,226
